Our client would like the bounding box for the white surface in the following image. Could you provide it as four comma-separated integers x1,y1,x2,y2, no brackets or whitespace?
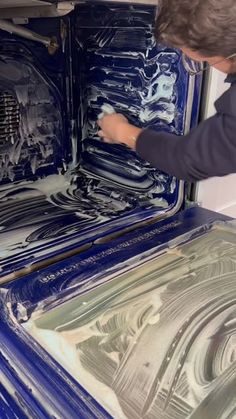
195,69,236,217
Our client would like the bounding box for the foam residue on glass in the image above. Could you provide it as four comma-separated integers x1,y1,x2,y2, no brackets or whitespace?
24,226,236,419
0,4,199,278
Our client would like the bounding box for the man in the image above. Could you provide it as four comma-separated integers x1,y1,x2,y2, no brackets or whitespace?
97,0,236,182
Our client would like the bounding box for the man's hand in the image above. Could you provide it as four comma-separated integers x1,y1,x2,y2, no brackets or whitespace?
97,114,142,149
97,114,129,143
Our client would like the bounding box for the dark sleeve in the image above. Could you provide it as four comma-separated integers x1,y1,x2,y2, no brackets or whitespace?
136,88,236,182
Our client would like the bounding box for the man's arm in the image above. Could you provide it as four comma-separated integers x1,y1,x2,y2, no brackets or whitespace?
136,112,236,181
98,108,236,182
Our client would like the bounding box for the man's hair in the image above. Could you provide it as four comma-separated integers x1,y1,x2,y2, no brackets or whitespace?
155,0,236,58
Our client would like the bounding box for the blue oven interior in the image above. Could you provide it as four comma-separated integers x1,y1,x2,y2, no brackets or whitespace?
2,4,233,419
0,3,202,281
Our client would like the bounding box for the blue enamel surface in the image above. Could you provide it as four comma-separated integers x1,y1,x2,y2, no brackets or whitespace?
0,382,28,419
4,207,230,313
0,18,71,182
73,2,201,231
0,4,202,280
0,208,231,418
75,4,194,209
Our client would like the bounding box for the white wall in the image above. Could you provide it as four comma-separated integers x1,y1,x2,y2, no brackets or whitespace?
195,69,236,217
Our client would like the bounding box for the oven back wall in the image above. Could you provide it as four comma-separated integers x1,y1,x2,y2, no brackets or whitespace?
74,3,200,217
